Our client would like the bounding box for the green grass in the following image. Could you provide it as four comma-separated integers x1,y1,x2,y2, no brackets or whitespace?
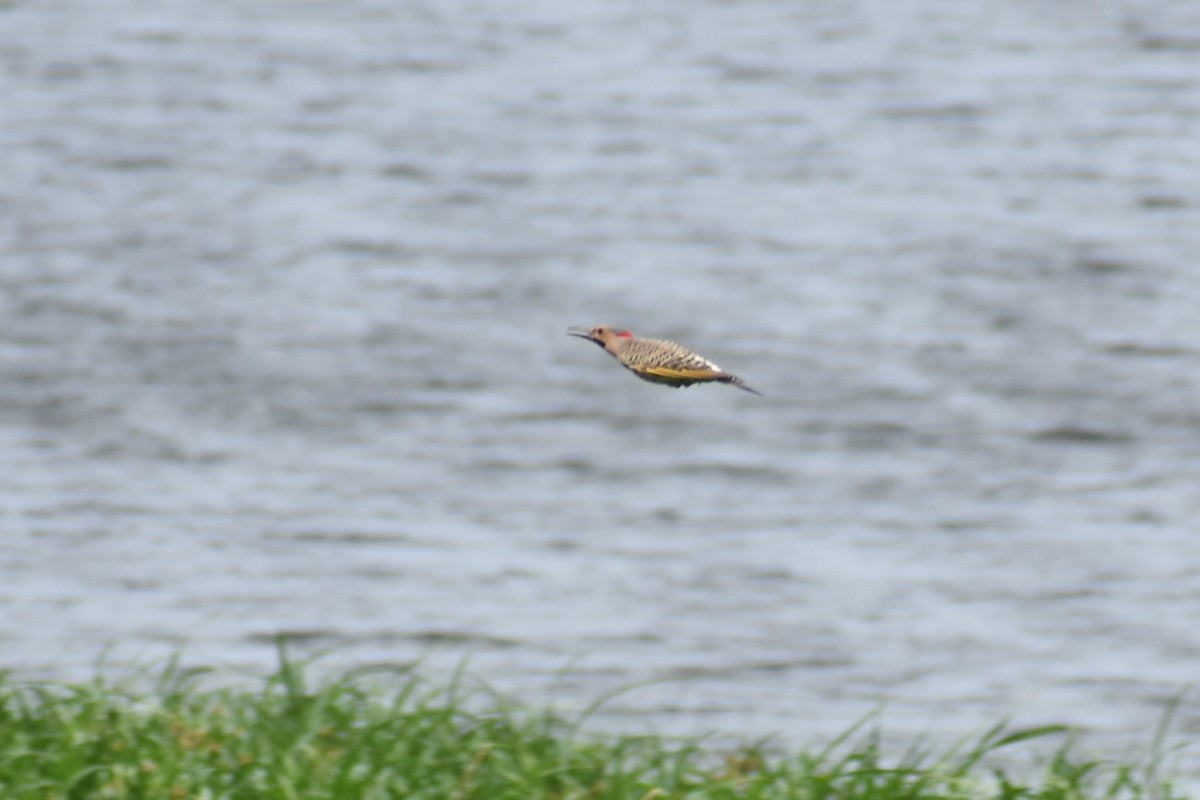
0,642,1187,799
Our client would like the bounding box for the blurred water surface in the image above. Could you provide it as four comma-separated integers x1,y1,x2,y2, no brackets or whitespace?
3,0,1200,766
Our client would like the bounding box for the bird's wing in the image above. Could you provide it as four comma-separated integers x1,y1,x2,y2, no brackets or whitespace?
635,365,722,382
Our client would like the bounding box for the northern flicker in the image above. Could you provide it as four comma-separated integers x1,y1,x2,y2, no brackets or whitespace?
568,325,763,395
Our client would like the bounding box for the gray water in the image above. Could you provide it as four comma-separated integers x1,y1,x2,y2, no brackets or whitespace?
3,0,1200,770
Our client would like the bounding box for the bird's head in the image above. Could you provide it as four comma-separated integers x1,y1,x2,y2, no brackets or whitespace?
568,325,633,350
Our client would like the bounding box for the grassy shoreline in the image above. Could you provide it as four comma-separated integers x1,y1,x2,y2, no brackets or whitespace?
0,646,1187,799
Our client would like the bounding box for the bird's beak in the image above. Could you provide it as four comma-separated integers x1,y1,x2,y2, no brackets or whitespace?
566,327,593,340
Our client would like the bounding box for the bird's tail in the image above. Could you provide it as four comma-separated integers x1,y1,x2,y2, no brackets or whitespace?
720,374,764,396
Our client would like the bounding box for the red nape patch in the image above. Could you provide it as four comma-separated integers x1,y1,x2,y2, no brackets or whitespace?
616,330,634,338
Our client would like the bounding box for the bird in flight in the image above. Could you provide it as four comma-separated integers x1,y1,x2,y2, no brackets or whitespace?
569,325,763,395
